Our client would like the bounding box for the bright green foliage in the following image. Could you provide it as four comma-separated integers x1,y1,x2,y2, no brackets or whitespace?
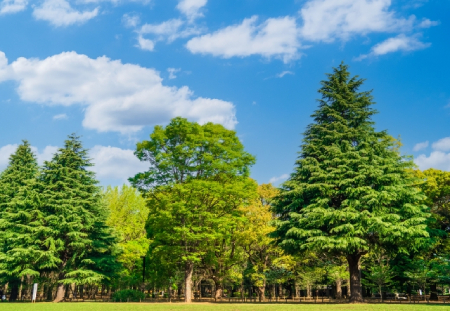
39,134,117,287
362,249,395,301
0,141,43,283
103,185,150,287
130,117,256,302
272,63,430,301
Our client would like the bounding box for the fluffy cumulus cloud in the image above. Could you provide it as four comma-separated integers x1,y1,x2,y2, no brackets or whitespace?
177,0,207,21
432,137,450,152
33,0,98,27
186,16,300,63
298,0,414,42
0,50,237,133
0,0,27,14
415,137,450,171
89,145,148,184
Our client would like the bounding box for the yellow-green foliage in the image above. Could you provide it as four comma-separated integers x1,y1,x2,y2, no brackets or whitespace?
103,185,150,275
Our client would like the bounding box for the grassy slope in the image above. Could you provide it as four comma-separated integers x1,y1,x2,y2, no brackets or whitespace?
0,303,449,311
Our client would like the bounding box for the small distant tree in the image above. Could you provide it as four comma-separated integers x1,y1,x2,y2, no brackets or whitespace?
272,63,431,302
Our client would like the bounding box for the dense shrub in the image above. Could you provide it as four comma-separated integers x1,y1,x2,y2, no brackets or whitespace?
112,289,145,302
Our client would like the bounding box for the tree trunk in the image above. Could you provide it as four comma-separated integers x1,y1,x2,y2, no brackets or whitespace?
53,273,66,303
347,253,363,303
256,283,266,302
429,283,438,301
9,283,18,301
184,261,194,303
214,282,223,299
307,285,311,298
336,278,342,299
379,285,383,302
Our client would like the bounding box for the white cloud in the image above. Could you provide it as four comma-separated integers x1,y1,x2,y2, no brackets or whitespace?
138,19,202,48
177,0,207,22
0,143,146,185
31,145,59,164
276,71,294,78
89,145,148,183
139,18,184,42
137,35,155,51
53,113,68,120
415,151,450,171
413,141,428,152
33,0,98,27
269,173,289,184
122,13,140,28
357,34,430,59
432,137,450,152
0,144,18,170
0,144,58,171
186,16,300,63
0,0,27,15
299,0,415,42
0,50,237,133
167,68,180,79
418,18,439,28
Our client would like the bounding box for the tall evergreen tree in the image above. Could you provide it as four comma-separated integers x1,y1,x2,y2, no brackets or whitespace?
39,134,117,302
272,64,431,302
0,141,42,301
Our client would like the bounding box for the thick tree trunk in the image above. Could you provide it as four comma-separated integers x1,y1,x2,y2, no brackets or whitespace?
307,285,311,298
184,262,194,303
53,273,66,303
256,284,266,302
9,283,18,301
336,278,342,299
347,253,363,303
214,282,223,299
429,283,438,301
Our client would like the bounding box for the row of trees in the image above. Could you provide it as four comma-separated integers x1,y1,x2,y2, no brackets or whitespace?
0,63,449,303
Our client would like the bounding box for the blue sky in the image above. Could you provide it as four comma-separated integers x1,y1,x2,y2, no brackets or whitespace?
0,0,449,186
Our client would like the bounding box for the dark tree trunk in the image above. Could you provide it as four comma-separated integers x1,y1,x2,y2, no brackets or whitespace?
9,283,18,301
429,283,438,301
184,261,194,303
347,253,363,303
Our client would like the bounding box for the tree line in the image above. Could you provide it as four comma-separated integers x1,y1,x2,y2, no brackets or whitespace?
0,63,449,303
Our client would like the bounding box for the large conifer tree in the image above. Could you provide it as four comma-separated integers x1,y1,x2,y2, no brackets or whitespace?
39,134,117,302
0,141,44,300
272,64,430,302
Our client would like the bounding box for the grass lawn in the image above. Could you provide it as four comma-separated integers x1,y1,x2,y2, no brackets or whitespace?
0,303,449,311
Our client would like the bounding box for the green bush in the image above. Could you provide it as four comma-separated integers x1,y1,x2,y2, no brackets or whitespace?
233,292,241,297
112,289,145,302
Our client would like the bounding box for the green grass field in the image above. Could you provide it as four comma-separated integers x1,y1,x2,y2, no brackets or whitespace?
0,303,449,311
